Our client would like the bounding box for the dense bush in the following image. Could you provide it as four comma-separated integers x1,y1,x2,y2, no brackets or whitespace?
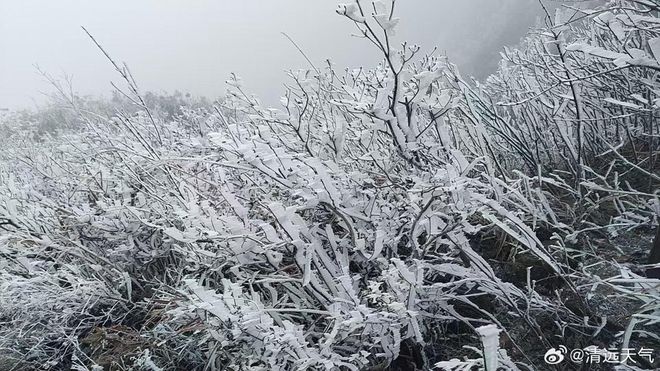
0,1,658,370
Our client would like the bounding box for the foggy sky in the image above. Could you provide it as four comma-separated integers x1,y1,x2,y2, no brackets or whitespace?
0,1,547,109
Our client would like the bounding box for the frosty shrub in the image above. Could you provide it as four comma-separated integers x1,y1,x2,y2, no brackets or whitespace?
476,0,660,236
0,1,658,370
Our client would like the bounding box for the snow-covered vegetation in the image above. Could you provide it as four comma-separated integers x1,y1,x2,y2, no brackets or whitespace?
0,1,658,370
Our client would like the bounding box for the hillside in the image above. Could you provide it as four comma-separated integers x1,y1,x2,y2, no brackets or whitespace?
0,1,659,370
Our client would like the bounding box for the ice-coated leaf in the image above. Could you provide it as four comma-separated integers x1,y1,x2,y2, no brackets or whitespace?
163,227,197,243
604,97,641,109
649,37,660,62
476,324,501,371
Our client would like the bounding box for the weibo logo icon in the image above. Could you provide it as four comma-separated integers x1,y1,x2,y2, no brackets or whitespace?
544,346,568,365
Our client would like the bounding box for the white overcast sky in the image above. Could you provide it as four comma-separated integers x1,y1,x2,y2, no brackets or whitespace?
1,1,552,109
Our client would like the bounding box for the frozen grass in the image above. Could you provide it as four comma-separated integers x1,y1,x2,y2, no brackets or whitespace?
0,1,659,370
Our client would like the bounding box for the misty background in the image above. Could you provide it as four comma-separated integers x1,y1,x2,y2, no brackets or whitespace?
1,1,552,110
